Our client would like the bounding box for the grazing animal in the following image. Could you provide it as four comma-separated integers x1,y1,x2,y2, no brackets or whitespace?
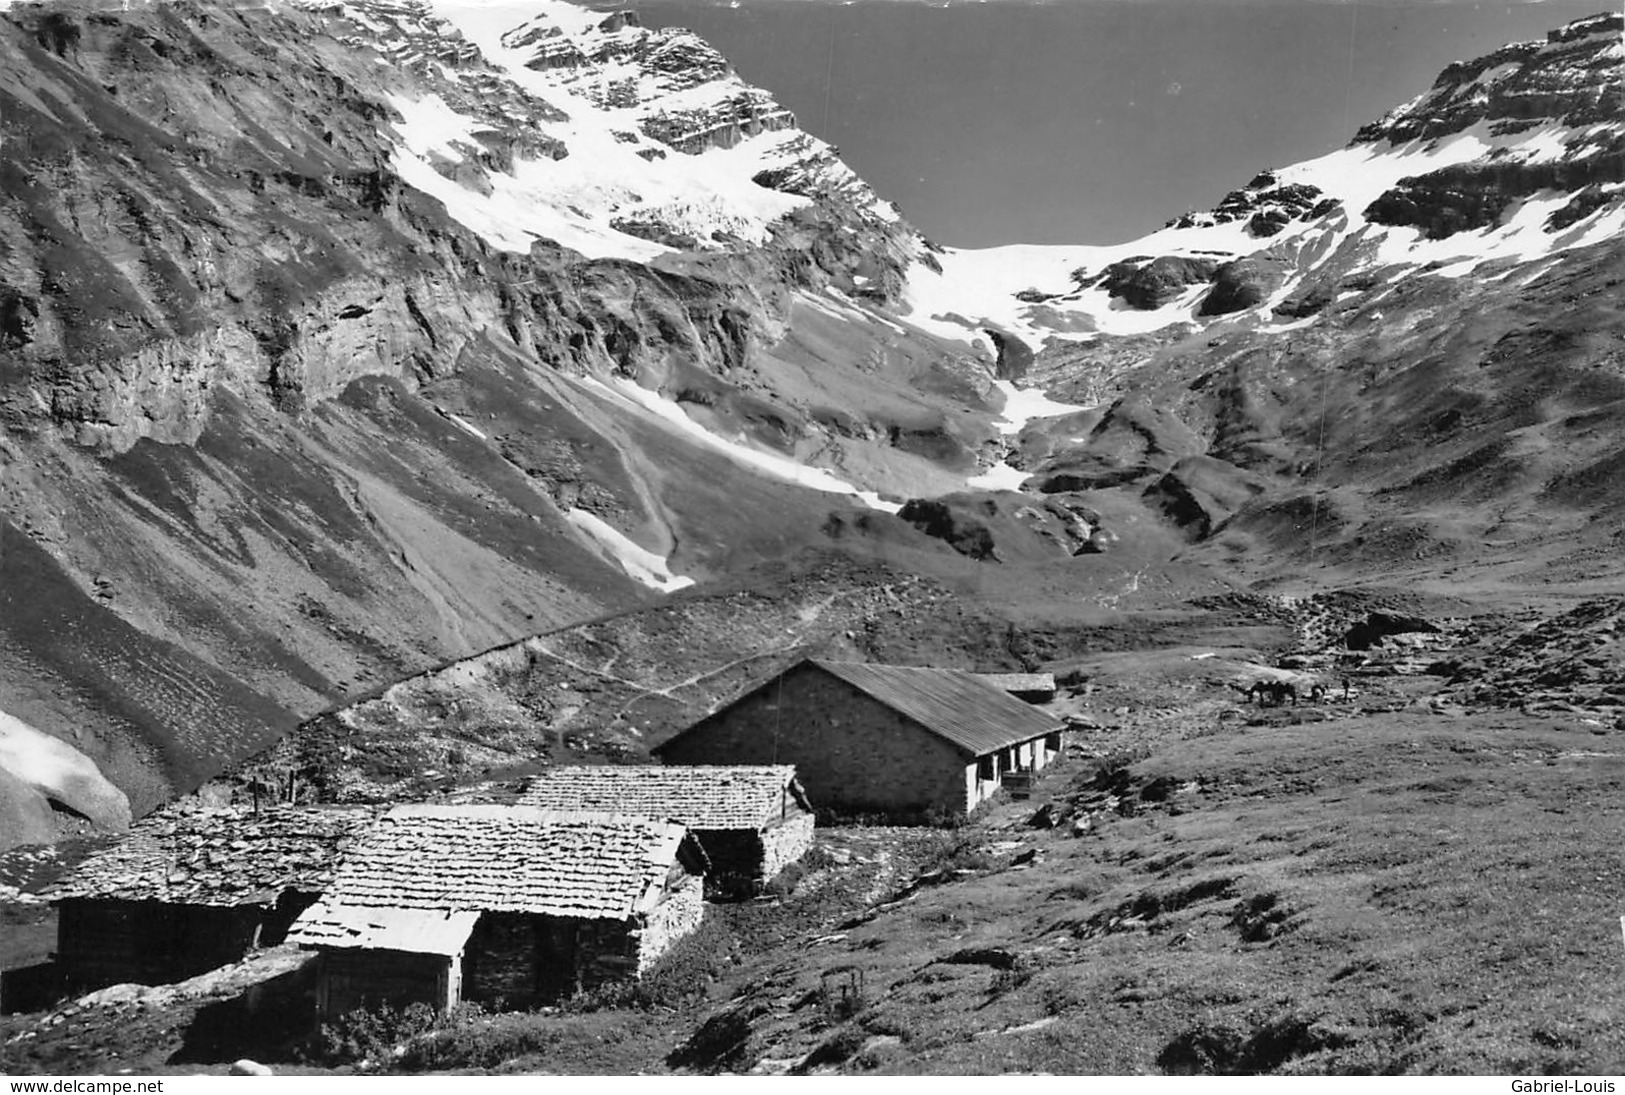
1309,683,1328,704
1230,680,1297,706
1231,681,1268,704
1267,681,1298,707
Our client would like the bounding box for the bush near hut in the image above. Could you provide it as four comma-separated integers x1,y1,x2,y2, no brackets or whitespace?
312,1002,441,1065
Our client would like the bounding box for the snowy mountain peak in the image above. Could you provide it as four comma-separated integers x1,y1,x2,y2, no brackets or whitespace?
906,13,1623,348
1353,11,1622,147
276,0,910,263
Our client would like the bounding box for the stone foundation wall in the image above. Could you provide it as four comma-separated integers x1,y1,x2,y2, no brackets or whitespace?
760,812,815,882
634,874,705,974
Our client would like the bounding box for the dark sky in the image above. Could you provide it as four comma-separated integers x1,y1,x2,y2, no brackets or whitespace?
626,0,1610,246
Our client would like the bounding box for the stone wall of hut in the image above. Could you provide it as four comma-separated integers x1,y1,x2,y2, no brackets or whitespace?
55,898,265,990
760,812,816,881
464,914,539,1008
633,874,704,974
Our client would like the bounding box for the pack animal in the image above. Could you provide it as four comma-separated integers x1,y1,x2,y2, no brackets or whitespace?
1231,680,1298,706
1265,681,1298,707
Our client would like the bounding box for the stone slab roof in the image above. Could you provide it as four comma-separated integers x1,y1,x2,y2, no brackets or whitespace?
45,805,379,908
518,765,809,830
287,806,701,950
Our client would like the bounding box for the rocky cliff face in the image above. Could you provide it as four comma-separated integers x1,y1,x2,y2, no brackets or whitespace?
1356,13,1624,241
1353,13,1623,145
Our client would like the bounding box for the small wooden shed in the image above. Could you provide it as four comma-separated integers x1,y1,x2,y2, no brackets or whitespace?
43,805,376,993
287,806,709,1018
654,658,1065,822
519,765,814,896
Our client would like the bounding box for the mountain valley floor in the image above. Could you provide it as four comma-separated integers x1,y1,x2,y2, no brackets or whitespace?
3,573,1621,1076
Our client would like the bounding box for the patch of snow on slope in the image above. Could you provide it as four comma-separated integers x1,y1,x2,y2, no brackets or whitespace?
447,412,488,440
1375,190,1622,274
387,141,666,259
911,117,1621,347
800,288,907,336
0,707,131,829
384,92,808,259
415,0,813,257
566,509,694,593
990,379,1088,431
967,380,1089,491
388,92,486,160
578,375,903,513
966,462,1031,492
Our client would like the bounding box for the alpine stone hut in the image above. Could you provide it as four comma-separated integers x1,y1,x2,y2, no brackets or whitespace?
42,805,376,994
653,658,1064,822
287,806,708,1018
519,765,814,896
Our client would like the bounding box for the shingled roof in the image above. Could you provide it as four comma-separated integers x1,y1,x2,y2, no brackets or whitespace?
45,805,378,907
518,766,809,830
287,806,704,952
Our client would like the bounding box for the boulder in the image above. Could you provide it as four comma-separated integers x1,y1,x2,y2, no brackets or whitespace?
896,499,996,561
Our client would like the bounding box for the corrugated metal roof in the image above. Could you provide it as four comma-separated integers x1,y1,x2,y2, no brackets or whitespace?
286,807,698,945
809,660,1062,757
518,766,808,829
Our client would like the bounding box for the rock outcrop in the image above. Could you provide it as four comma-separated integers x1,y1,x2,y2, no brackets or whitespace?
1095,257,1221,311
1166,172,1341,237
1358,13,1624,240
1198,256,1292,317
